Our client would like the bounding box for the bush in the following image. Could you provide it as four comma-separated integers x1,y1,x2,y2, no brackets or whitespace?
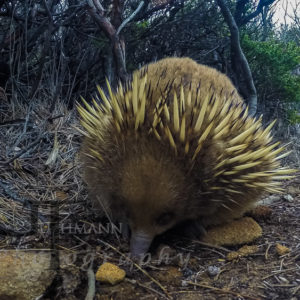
242,35,300,104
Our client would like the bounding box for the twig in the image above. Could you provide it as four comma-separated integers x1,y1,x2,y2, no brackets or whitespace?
0,224,31,235
262,267,298,280
125,278,166,299
186,281,262,300
88,0,105,13
47,114,65,122
0,179,47,223
28,1,53,100
265,243,272,260
116,1,145,35
49,51,67,114
97,238,172,299
0,179,32,206
85,262,96,300
11,103,32,151
0,135,44,165
0,119,30,127
0,115,64,127
188,239,231,253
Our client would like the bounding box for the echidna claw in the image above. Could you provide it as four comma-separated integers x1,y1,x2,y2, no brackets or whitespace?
120,222,131,240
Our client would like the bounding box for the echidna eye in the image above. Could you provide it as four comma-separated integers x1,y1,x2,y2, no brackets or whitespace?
156,212,175,226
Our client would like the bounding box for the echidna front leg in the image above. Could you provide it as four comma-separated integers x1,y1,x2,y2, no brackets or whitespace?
173,219,207,239
121,223,154,257
120,222,130,239
130,231,154,258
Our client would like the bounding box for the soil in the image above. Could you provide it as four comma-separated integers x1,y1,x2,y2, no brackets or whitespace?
1,182,299,300
58,183,300,300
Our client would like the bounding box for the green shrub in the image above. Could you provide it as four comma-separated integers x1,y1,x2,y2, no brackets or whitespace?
288,109,300,125
242,35,300,104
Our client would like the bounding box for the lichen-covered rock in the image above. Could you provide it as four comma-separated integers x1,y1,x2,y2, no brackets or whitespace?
95,262,126,285
0,250,56,300
227,245,259,261
276,243,290,256
202,217,262,246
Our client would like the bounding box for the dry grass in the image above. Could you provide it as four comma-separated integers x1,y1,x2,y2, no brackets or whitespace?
0,98,87,239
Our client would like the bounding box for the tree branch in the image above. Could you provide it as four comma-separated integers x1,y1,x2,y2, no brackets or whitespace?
117,1,145,35
86,0,128,81
236,0,277,26
86,2,116,40
135,0,175,22
217,0,257,115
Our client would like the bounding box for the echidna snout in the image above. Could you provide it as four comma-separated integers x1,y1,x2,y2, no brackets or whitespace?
130,231,153,258
120,152,189,257
78,57,296,257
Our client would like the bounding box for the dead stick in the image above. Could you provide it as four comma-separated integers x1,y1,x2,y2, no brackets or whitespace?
186,281,262,300
85,262,96,300
0,136,43,165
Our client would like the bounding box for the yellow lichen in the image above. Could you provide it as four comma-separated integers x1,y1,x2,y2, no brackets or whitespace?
227,245,259,261
95,262,126,285
276,243,290,256
202,217,262,246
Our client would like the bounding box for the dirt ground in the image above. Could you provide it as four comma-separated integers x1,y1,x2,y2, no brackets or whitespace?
44,181,300,300
0,103,299,300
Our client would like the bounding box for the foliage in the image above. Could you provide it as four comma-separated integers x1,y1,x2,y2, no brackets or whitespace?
288,109,300,125
125,0,224,70
0,0,299,125
242,35,300,106
279,24,300,45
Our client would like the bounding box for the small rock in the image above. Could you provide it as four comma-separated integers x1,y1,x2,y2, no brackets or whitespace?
202,217,262,246
283,194,294,202
182,268,194,277
257,195,280,206
95,262,125,285
0,250,56,300
227,245,259,261
207,265,220,277
181,280,188,287
276,243,290,256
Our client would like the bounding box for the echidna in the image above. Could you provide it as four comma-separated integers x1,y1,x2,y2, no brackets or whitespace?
78,57,295,257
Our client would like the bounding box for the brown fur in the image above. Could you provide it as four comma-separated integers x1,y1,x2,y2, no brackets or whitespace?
79,57,292,255
140,57,242,105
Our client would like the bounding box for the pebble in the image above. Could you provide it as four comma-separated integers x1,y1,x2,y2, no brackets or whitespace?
276,243,290,256
181,280,188,287
283,194,294,202
207,265,220,277
257,195,281,206
95,262,126,285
